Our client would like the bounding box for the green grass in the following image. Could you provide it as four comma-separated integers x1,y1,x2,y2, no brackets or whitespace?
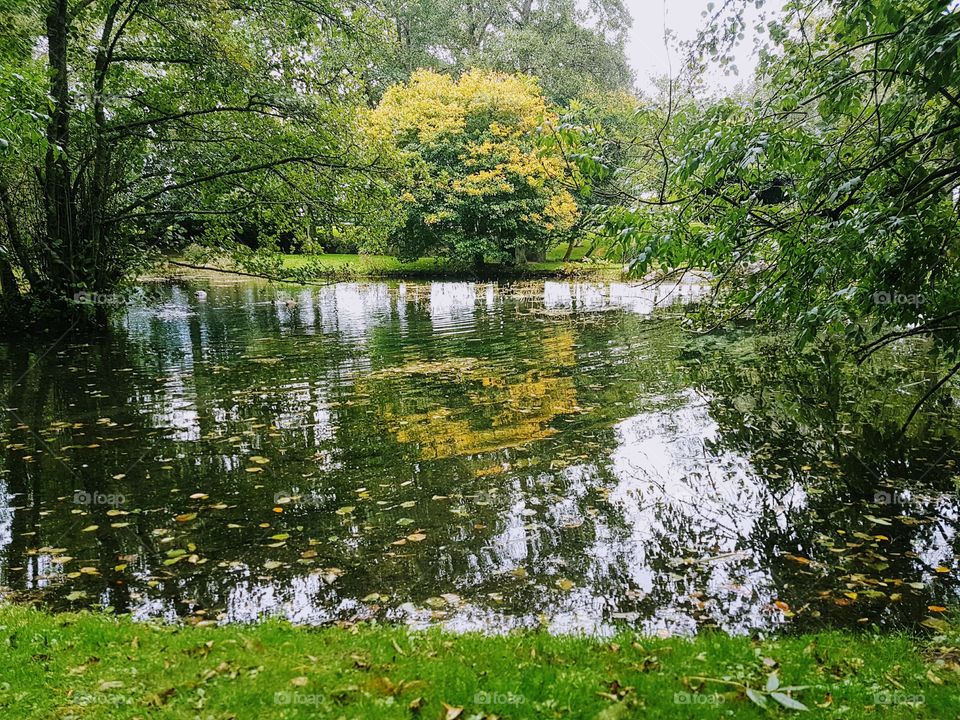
2,605,960,719
281,253,445,274
277,252,621,279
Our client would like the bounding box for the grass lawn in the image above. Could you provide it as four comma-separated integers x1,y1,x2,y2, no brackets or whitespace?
2,605,959,719
276,252,621,279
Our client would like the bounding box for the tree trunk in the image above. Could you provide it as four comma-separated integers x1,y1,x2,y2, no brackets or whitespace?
0,179,39,291
43,0,76,295
519,0,534,25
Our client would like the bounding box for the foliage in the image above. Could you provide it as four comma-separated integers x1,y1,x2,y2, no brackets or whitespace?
365,0,634,104
368,69,579,266
562,0,960,425
539,91,659,260
0,0,396,330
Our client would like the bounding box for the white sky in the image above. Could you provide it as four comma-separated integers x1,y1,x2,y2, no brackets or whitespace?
623,0,783,94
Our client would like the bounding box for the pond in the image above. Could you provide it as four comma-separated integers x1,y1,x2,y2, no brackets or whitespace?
1,277,958,636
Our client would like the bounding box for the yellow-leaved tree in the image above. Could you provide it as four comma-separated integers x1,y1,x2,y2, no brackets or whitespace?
367,69,578,266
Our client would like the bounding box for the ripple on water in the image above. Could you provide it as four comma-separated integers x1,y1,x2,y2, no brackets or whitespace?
1,278,958,635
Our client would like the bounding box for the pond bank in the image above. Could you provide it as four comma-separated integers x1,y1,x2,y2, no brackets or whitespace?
2,604,958,719
162,253,624,282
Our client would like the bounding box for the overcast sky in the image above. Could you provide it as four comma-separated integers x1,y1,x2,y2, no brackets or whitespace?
622,0,783,93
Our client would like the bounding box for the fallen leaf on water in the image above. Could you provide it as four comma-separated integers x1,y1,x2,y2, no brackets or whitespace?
175,513,197,523
321,568,344,585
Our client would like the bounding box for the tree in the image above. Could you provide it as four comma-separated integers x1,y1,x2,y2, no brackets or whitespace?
539,91,657,261
565,0,960,429
0,0,393,331
367,68,579,266
366,0,634,104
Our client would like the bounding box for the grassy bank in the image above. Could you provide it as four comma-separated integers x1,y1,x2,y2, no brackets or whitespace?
2,606,959,719
277,253,622,280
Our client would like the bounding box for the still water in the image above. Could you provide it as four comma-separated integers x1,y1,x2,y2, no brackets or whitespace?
1,277,958,635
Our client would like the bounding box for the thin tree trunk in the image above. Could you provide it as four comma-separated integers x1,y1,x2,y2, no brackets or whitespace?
0,179,40,290
44,0,75,294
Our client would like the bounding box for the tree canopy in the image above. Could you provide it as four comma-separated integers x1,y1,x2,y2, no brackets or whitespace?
558,0,960,426
367,0,634,103
0,0,395,327
368,68,579,266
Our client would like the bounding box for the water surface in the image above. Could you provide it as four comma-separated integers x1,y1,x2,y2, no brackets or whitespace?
1,277,958,635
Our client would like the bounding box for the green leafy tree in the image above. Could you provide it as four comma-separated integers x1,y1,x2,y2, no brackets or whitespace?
367,0,634,103
0,0,393,330
567,0,960,428
367,68,580,267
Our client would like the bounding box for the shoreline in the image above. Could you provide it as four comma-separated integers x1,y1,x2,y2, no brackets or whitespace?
154,253,626,284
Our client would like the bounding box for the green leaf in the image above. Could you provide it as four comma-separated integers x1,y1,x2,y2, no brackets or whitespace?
770,692,808,711
745,688,768,708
